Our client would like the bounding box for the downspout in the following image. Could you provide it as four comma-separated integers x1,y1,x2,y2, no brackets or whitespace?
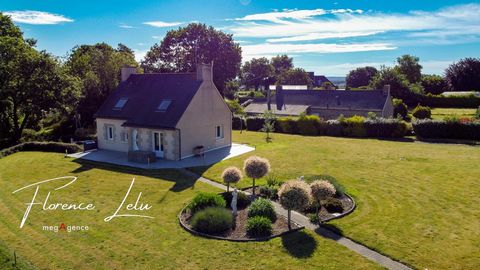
176,128,182,161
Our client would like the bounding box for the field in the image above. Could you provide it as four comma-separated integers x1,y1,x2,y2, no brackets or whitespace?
0,152,380,270
430,107,476,120
192,131,480,270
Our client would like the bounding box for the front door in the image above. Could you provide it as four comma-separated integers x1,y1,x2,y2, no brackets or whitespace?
153,132,164,158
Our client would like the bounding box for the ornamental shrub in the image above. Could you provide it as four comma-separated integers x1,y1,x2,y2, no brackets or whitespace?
190,207,232,234
310,180,336,202
188,192,226,214
412,105,432,119
322,197,344,213
246,216,272,237
412,119,480,140
296,115,321,135
248,198,276,222
259,185,278,200
393,98,408,119
364,118,409,138
303,174,345,196
244,156,270,196
278,180,312,228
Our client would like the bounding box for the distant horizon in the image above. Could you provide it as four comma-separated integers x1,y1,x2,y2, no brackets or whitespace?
2,0,479,76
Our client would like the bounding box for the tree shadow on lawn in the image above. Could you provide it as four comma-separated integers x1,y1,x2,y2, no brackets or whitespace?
281,230,317,258
70,159,200,193
315,223,344,241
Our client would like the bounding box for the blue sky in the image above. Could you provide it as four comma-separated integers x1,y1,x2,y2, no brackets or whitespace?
1,0,479,76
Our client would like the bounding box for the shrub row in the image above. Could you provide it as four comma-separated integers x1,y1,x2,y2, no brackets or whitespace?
0,141,83,159
232,115,247,130
240,115,409,138
417,93,480,108
412,119,480,140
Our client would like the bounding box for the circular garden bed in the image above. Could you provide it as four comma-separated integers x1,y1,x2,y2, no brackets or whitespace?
179,192,303,241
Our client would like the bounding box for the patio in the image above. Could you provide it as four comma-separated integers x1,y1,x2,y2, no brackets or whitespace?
67,143,255,169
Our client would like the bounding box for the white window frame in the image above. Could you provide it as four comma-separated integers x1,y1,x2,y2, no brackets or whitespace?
215,125,224,140
107,126,114,141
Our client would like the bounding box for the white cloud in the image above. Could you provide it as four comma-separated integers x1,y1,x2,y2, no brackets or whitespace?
133,49,148,62
228,4,480,42
119,23,134,29
143,21,183,27
242,43,396,60
3,10,73,25
267,31,383,43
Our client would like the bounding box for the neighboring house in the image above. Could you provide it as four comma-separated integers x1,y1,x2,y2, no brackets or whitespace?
94,63,232,162
308,72,335,88
244,85,394,119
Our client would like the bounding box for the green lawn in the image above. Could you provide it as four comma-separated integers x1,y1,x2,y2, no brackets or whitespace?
430,107,476,120
0,152,381,270
192,131,480,270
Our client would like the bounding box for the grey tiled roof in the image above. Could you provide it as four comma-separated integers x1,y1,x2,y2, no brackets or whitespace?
94,73,202,129
244,101,309,116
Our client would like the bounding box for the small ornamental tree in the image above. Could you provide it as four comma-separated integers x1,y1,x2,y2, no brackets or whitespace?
243,156,270,196
412,105,431,119
278,180,312,229
221,166,242,192
310,180,336,216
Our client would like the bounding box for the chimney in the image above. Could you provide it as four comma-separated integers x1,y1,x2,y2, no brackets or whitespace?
121,66,137,82
383,84,391,96
196,62,213,82
276,85,284,110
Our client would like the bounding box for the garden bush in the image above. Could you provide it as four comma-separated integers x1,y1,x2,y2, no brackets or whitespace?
0,141,83,159
393,98,408,119
246,117,265,131
247,198,276,222
221,167,242,192
412,119,480,140
341,116,367,137
221,191,250,209
275,117,298,134
322,120,343,136
412,105,432,119
419,93,480,108
322,197,344,213
303,175,345,197
190,207,232,234
296,115,321,135
307,213,320,225
246,216,272,237
259,185,278,200
364,118,409,138
188,192,226,214
232,115,246,130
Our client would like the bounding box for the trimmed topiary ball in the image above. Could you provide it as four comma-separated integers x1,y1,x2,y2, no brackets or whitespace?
310,180,336,202
243,156,271,196
278,180,312,229
246,216,272,237
247,198,277,222
190,207,233,234
221,166,242,192
188,192,226,214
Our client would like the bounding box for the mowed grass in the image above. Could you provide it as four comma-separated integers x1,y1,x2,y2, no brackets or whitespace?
430,107,476,120
0,152,381,270
192,131,480,270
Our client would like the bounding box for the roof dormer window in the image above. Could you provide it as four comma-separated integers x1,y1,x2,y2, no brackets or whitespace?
113,98,128,110
156,99,172,112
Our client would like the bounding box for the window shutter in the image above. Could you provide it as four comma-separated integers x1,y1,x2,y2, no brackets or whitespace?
103,125,107,140
113,126,116,141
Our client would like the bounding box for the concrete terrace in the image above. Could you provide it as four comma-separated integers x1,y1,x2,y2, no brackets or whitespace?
68,143,255,169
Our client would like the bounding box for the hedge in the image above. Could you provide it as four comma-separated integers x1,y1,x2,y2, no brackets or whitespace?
418,93,480,108
243,115,409,138
232,115,246,130
412,119,480,140
0,141,83,159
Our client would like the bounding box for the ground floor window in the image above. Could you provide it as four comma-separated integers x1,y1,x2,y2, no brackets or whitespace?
107,126,114,141
120,131,129,142
215,125,223,139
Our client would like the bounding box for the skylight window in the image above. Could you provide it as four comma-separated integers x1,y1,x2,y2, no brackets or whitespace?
156,100,172,112
113,98,128,110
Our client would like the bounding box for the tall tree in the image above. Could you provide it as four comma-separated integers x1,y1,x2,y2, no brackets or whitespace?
395,55,422,83
277,68,313,87
141,23,242,94
0,13,81,144
445,58,480,91
65,43,137,126
240,57,273,91
369,66,414,104
346,66,378,88
421,74,448,95
271,54,293,75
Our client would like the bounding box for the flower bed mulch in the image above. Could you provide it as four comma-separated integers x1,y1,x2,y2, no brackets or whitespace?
243,187,355,222
179,203,303,241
